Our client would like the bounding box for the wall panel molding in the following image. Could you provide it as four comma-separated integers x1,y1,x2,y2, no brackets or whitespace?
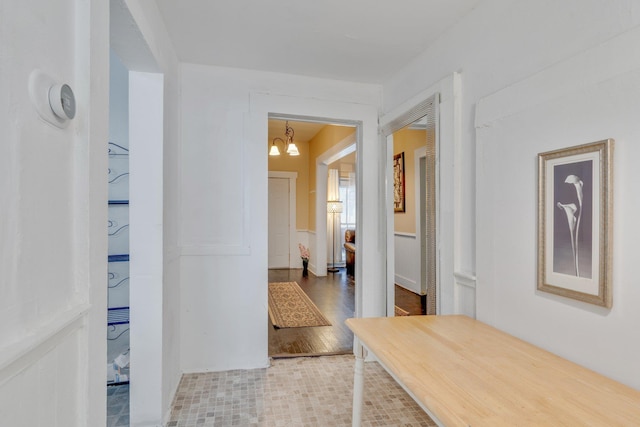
453,271,476,289
180,244,251,256
454,271,476,318
0,303,90,384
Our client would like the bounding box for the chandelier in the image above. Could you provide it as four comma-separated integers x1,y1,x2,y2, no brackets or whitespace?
269,121,300,156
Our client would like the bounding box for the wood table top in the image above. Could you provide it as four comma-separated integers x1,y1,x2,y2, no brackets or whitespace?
346,315,640,426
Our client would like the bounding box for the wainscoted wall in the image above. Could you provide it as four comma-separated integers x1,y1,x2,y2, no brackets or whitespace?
383,1,640,390
179,65,381,372
476,24,640,389
0,0,109,425
0,317,88,426
394,232,421,294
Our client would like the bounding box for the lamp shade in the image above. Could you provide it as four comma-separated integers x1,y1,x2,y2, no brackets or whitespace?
287,142,300,156
269,144,280,156
327,200,343,214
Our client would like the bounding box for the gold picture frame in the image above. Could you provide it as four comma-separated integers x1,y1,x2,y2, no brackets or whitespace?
537,139,614,307
393,152,405,213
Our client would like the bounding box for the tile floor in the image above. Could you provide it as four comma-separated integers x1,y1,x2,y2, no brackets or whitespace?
168,354,435,426
107,383,130,427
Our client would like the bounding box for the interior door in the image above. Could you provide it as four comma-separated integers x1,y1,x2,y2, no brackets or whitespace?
268,177,290,268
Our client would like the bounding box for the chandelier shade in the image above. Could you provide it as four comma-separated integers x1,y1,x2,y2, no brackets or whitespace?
269,121,300,156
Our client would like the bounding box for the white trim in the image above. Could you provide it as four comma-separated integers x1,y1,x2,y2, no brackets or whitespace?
475,25,640,128
381,92,440,316
382,72,462,316
269,171,298,179
453,271,477,318
454,271,477,289
414,146,427,297
269,171,298,268
315,132,357,277
250,91,380,326
394,273,418,291
181,244,251,256
0,303,90,382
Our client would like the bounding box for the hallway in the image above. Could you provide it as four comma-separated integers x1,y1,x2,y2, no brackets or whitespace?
268,268,355,357
268,268,424,357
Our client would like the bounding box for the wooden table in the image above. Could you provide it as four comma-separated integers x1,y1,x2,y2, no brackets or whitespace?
346,315,640,426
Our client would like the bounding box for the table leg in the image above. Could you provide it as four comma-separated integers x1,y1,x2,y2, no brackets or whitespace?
352,341,367,427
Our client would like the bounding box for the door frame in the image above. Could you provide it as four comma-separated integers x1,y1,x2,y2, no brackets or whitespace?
315,133,356,276
381,93,440,316
415,146,427,295
380,72,463,316
268,171,297,268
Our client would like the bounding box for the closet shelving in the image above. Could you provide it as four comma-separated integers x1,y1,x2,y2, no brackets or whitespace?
107,306,130,326
108,142,130,386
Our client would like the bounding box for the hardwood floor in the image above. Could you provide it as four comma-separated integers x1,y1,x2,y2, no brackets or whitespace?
395,285,426,315
267,269,424,357
268,268,355,358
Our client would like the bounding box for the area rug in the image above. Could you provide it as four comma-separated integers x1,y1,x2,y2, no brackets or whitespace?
268,282,332,328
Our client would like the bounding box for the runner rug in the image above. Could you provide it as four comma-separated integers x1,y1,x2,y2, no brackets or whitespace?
268,282,332,328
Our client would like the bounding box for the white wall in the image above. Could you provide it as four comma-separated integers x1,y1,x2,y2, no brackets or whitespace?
112,1,183,423
476,24,640,389
110,51,130,147
394,233,420,294
129,71,164,426
385,0,640,278
179,64,382,372
0,0,109,425
384,0,640,389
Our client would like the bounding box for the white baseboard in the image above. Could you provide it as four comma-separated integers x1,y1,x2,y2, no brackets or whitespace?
394,274,419,294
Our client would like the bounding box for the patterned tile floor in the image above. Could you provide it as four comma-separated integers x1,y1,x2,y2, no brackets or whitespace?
107,384,130,427
168,355,435,427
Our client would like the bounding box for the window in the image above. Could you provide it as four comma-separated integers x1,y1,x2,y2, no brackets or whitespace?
339,172,356,260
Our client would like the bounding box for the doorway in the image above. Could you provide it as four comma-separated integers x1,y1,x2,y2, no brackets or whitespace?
267,117,357,357
110,1,165,425
383,94,439,317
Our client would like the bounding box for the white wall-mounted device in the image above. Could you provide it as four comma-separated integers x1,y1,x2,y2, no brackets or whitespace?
49,83,76,120
29,69,76,128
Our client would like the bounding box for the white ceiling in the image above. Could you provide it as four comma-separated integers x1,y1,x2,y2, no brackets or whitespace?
154,0,483,83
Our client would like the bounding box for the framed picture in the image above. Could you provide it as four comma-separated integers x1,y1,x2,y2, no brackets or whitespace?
393,152,405,212
537,139,614,307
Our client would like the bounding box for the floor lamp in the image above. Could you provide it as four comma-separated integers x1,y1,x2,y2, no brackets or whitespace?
327,200,343,273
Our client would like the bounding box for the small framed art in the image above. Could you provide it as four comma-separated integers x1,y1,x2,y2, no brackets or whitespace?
393,152,405,213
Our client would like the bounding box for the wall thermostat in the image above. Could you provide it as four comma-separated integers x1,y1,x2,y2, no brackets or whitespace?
49,83,76,120
28,69,76,129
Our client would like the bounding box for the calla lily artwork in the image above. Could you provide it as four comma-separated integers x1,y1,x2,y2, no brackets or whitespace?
557,174,584,276
553,163,592,279
537,138,613,308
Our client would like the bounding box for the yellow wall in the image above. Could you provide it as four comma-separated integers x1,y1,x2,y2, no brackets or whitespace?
267,124,356,231
393,127,426,234
307,125,356,231
268,140,310,230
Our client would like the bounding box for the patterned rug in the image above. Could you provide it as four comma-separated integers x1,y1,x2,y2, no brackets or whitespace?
268,282,332,328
